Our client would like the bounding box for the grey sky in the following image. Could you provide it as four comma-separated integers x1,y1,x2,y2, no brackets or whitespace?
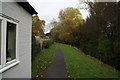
27,0,89,33
28,0,89,24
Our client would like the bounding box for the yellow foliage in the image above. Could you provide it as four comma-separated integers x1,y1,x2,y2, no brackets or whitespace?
32,15,45,36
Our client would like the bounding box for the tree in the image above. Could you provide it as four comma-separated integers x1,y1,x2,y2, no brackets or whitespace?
58,7,83,44
77,2,120,70
50,21,61,42
32,15,45,36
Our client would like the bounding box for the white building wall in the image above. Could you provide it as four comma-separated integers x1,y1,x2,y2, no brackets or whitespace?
1,2,32,78
0,1,2,13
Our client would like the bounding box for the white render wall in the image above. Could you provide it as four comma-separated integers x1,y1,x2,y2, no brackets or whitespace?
0,1,2,13
1,2,32,78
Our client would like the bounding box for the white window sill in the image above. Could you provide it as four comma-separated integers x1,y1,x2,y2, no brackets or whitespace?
6,59,17,65
0,61,20,73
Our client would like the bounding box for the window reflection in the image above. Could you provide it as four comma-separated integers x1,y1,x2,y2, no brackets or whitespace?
6,22,16,62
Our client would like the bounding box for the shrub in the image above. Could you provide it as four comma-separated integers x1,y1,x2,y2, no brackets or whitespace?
42,39,54,49
32,35,41,59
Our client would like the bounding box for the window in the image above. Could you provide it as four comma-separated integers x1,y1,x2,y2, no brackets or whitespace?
0,16,19,73
6,22,16,62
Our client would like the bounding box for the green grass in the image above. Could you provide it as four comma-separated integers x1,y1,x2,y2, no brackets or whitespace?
32,43,57,78
60,43,120,78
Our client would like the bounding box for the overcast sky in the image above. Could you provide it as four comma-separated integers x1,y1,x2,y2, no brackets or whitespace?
27,0,89,33
28,0,89,24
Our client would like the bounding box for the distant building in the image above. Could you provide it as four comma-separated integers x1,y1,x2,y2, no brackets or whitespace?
0,0,37,78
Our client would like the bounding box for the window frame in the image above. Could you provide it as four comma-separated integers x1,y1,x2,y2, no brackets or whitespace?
0,16,2,68
5,18,19,65
0,16,19,72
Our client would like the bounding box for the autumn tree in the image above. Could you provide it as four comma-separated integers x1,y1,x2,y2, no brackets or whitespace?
32,15,45,36
58,7,83,44
50,20,61,42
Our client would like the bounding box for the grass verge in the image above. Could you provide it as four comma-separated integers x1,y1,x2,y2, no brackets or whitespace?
60,44,120,78
32,43,57,78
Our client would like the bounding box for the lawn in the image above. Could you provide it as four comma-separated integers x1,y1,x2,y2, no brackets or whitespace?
32,43,57,78
60,44,120,78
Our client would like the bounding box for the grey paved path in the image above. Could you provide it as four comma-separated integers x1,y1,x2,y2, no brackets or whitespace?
43,46,67,78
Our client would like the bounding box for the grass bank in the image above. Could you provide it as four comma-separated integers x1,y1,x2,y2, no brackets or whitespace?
32,43,57,78
60,44,120,78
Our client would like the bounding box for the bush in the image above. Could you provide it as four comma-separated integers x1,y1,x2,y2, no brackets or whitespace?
42,39,54,49
32,35,41,59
